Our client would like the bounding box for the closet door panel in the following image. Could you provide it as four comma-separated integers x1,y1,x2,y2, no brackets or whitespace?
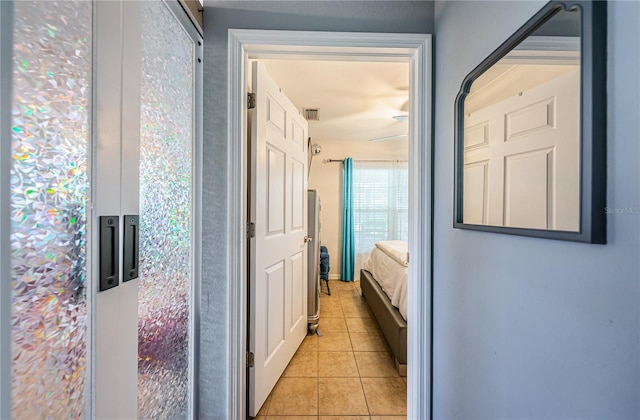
9,2,92,418
137,2,196,418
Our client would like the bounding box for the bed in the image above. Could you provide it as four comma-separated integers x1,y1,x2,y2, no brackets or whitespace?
360,240,408,376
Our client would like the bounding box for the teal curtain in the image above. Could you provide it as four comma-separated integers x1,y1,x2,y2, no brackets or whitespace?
341,158,355,281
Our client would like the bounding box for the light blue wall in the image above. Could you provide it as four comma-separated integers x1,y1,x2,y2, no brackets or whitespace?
201,1,639,417
201,2,434,417
433,1,640,418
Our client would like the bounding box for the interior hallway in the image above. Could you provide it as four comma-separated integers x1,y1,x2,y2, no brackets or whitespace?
256,280,407,419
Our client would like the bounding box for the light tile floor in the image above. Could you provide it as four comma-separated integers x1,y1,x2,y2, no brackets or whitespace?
255,280,407,419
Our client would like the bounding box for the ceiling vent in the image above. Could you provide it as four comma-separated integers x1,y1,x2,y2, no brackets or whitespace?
303,108,320,121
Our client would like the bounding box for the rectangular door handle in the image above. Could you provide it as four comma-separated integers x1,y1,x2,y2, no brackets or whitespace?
99,216,120,291
123,215,139,282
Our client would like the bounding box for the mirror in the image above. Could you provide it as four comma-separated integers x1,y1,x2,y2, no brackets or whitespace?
454,1,607,243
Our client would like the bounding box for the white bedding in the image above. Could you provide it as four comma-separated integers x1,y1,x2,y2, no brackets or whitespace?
374,240,409,266
363,241,408,321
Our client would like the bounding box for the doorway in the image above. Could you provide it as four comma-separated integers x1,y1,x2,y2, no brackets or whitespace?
254,59,409,416
226,30,433,419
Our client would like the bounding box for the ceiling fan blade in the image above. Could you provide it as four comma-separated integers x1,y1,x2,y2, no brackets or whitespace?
392,115,409,122
368,133,408,142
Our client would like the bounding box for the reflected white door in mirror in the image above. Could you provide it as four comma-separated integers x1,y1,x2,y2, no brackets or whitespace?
463,64,580,230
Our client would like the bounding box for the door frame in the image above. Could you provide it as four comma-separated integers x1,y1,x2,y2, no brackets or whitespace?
227,29,433,419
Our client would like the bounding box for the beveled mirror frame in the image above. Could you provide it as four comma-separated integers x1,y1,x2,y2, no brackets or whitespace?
453,0,607,243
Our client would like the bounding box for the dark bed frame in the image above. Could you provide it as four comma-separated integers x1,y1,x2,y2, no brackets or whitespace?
360,269,407,376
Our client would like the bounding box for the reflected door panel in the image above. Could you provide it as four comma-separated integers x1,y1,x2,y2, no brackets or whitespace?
464,68,580,230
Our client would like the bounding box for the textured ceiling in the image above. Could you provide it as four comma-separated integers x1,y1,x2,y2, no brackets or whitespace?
261,59,409,144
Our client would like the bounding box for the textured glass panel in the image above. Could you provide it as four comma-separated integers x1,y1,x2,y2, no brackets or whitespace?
138,2,194,418
10,1,91,418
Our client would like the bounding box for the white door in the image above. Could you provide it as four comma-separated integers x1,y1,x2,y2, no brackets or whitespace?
249,61,309,416
464,68,580,230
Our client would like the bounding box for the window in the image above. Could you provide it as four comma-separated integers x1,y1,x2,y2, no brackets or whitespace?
352,161,408,271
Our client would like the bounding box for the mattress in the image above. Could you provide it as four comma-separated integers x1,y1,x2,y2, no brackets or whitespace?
363,241,408,321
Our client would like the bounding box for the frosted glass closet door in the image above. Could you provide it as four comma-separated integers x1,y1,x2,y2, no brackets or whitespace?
137,2,197,418
92,1,199,417
4,1,199,418
8,1,92,418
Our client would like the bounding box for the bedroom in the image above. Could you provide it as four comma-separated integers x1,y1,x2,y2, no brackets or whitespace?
248,58,411,417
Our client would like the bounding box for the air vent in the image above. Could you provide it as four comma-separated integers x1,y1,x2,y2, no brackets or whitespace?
303,108,320,121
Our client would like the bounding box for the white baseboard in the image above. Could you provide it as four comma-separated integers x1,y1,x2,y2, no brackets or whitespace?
329,274,341,280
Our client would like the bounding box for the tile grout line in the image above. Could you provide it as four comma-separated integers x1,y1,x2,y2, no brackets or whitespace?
268,280,405,418
353,281,373,417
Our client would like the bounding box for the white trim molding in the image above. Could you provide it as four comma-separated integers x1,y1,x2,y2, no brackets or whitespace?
506,36,580,65
227,29,433,420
